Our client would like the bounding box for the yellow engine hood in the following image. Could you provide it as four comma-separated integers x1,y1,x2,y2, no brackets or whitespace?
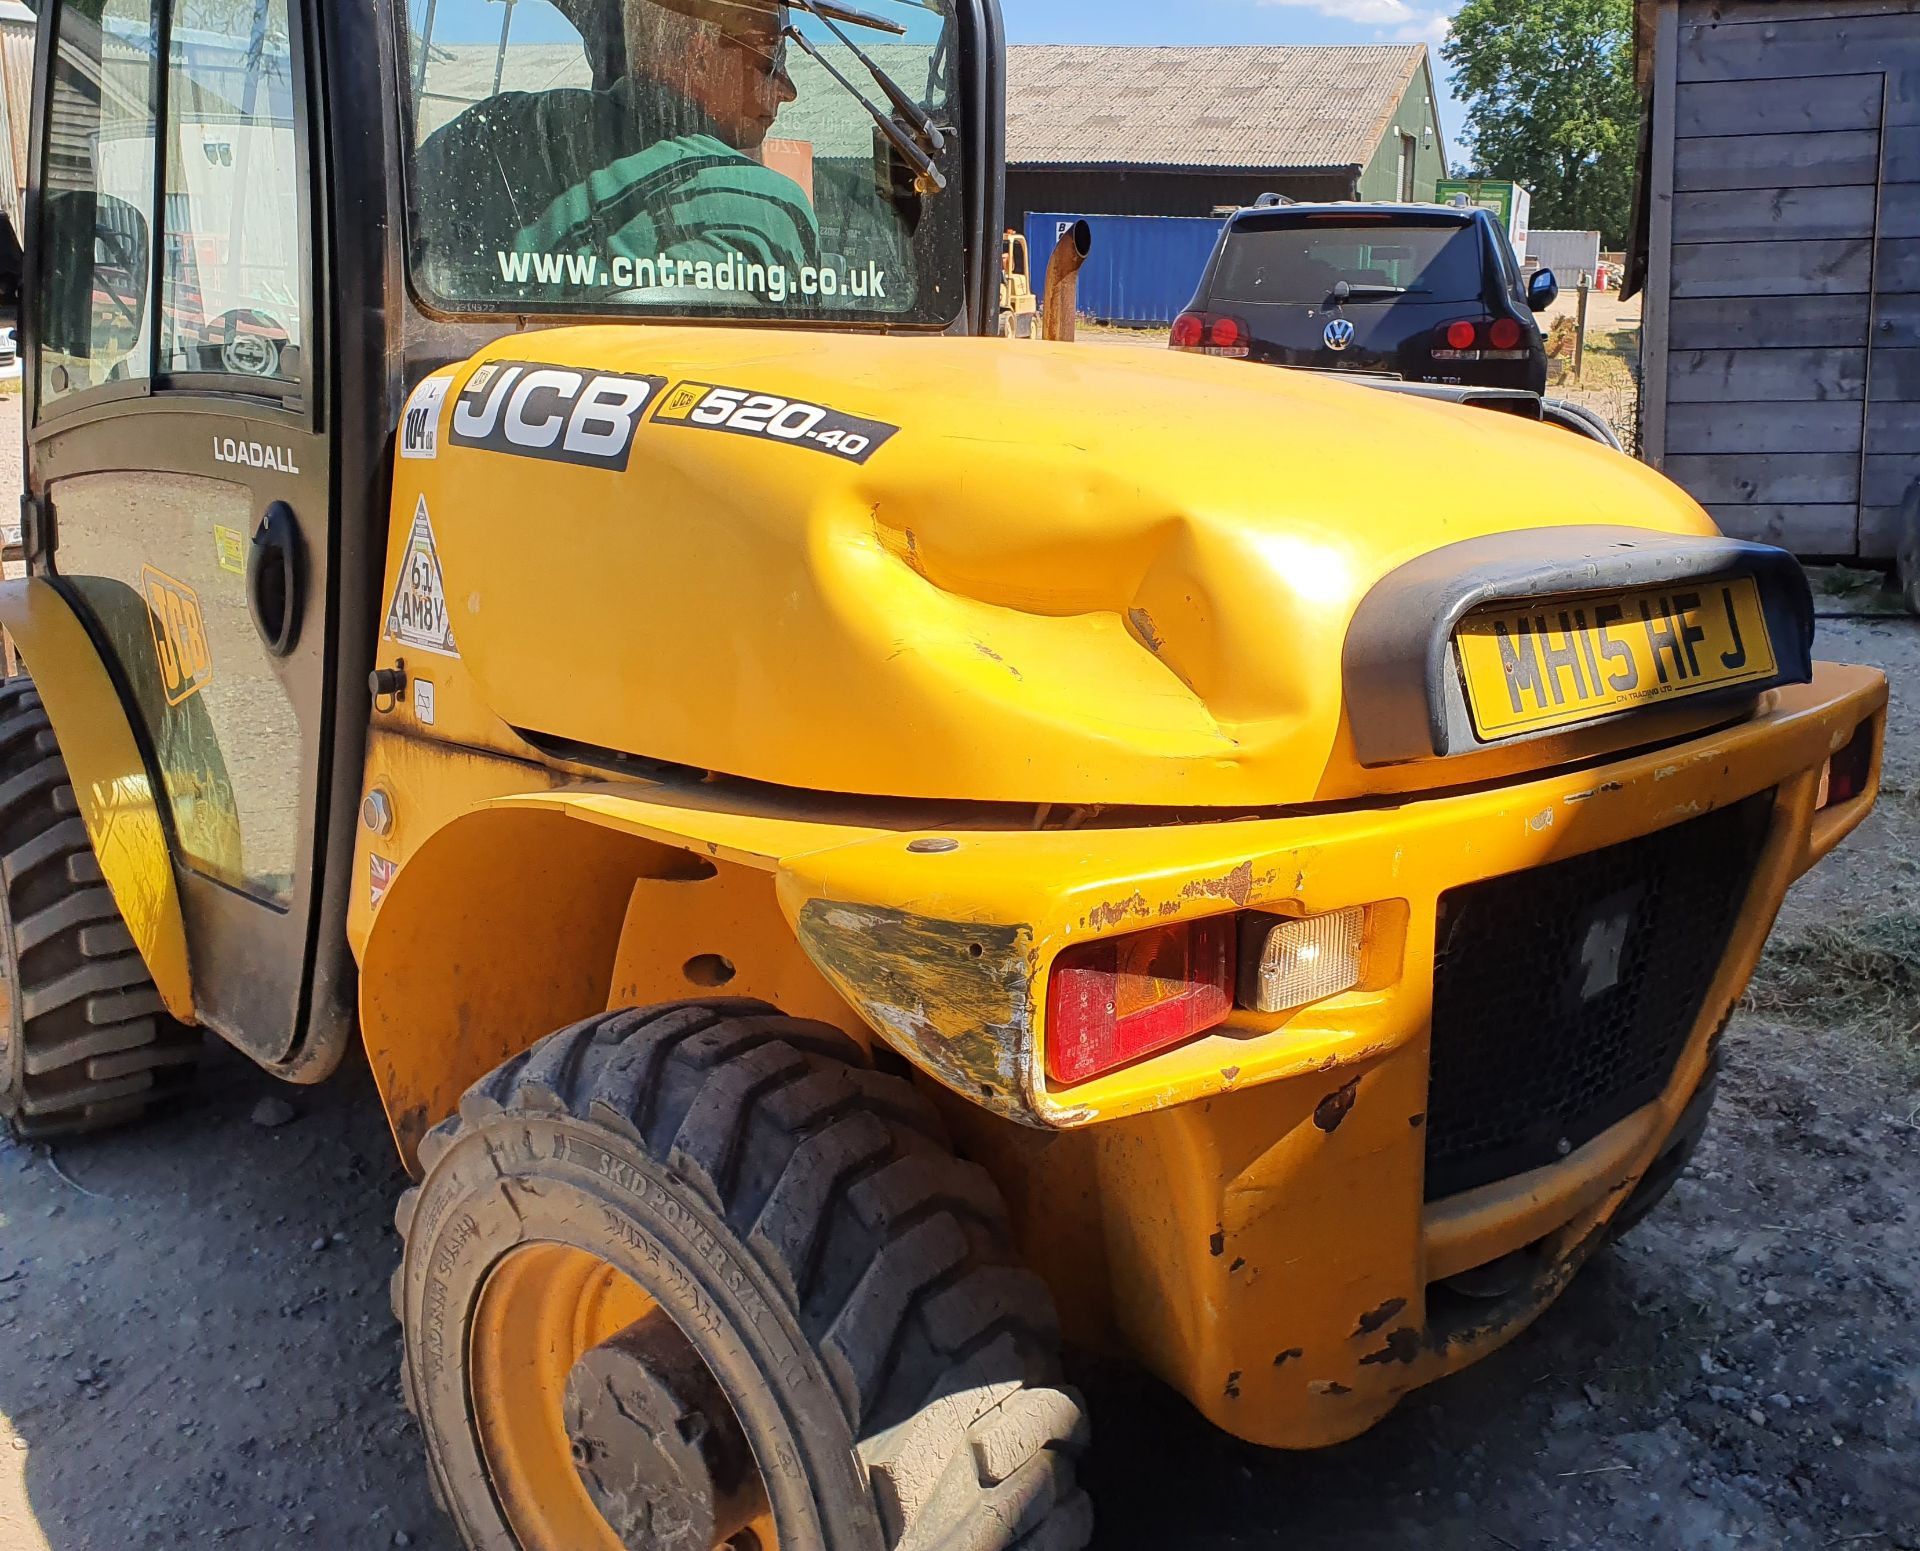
419,328,1718,808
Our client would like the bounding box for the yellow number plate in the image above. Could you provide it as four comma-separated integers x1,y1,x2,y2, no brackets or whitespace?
1455,578,1777,740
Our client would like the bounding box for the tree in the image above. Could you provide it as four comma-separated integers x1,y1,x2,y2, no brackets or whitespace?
1443,0,1640,247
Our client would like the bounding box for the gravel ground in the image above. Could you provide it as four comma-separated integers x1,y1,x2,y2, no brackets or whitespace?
1,403,1916,1548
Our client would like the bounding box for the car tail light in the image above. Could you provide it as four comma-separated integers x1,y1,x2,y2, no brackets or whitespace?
1170,312,1251,357
1047,917,1236,1085
1444,319,1478,351
1818,719,1876,809
1487,317,1523,351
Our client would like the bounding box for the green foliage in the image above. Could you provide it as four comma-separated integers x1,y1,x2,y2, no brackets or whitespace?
1443,0,1640,246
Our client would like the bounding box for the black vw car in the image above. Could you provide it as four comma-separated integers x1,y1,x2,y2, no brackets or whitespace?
1172,201,1558,395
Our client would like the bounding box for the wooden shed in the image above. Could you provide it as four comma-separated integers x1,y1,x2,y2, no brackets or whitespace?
1630,0,1920,574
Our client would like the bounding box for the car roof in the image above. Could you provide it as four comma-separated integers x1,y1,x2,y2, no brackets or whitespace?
1227,201,1480,226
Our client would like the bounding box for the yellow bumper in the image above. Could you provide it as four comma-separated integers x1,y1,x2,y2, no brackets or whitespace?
776,663,1886,1448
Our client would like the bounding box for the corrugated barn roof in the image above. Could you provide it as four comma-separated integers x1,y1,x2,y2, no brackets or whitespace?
1006,43,1428,172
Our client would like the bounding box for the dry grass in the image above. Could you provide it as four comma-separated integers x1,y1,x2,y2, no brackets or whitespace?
1747,909,1920,1054
1807,565,1910,616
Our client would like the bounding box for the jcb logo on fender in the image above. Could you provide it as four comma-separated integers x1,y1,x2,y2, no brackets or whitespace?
447,362,666,471
142,566,213,706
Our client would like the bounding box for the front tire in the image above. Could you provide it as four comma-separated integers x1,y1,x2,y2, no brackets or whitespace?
395,999,1093,1551
0,678,200,1139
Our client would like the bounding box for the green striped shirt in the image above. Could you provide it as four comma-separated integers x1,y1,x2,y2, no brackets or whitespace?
417,79,820,303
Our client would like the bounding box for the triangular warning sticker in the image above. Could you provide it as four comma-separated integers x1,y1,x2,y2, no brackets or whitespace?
384,496,459,658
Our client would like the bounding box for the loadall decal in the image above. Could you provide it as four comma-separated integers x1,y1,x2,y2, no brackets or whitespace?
384,497,459,659
651,381,900,464
446,361,666,471
141,566,214,707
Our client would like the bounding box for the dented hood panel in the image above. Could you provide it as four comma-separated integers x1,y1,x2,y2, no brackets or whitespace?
418,328,1720,807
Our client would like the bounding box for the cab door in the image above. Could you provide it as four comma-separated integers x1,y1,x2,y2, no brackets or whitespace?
23,0,332,1064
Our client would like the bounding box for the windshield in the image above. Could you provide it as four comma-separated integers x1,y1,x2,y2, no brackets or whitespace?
1213,219,1487,306
402,0,962,324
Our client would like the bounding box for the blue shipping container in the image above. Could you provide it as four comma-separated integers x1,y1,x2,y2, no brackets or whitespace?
1025,213,1228,329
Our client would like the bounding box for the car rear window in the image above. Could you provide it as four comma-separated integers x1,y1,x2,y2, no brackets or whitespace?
1212,220,1487,306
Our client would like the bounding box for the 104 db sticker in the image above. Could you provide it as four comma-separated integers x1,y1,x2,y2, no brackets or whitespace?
651,383,898,463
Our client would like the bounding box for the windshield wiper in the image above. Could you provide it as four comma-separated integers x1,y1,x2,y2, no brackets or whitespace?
701,0,907,35
789,0,943,153
782,15,948,195
802,0,911,34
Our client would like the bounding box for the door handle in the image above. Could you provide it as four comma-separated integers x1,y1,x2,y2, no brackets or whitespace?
247,501,304,657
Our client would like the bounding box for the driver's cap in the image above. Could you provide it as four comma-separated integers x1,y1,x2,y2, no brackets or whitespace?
639,0,787,40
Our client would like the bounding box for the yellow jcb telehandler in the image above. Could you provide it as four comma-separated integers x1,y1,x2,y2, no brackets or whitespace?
0,0,1886,1547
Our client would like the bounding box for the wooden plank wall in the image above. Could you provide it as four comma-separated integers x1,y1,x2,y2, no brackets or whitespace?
1658,0,1920,557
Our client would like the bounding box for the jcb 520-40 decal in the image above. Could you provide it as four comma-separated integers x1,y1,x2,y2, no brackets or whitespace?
651,382,899,464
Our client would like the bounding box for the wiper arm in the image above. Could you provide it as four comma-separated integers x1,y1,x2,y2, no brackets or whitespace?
787,0,944,155
782,21,948,194
697,0,908,34
1337,284,1407,297
801,0,910,35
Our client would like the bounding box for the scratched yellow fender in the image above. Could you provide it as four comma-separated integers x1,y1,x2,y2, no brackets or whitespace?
351,328,1887,1452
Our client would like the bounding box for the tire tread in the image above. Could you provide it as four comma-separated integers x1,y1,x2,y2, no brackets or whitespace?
402,999,1090,1551
0,678,200,1140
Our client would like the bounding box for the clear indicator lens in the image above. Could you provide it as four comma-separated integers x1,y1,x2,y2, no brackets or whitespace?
1241,906,1367,1013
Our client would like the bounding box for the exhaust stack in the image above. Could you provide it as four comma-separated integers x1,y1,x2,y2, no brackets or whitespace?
1040,221,1092,343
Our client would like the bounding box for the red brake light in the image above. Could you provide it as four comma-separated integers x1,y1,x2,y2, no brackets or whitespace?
1207,316,1244,349
1819,719,1877,809
1488,317,1523,351
1170,313,1204,349
1444,320,1478,351
1046,918,1236,1086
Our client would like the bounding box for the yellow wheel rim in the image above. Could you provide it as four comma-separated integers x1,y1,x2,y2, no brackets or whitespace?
469,1242,778,1551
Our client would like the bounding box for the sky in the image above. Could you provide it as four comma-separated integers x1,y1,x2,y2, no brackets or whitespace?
1002,0,1469,166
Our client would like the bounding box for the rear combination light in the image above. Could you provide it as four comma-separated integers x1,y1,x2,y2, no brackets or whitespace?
1047,918,1235,1085
1044,905,1381,1085
1818,719,1877,809
1238,907,1367,1014
1434,319,1481,361
1208,315,1246,352
1484,316,1529,359
1170,311,1251,358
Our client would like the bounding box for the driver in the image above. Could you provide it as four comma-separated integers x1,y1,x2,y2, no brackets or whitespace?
416,0,820,301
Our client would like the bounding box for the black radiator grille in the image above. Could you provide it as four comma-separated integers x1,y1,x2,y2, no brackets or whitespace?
1424,791,1774,1202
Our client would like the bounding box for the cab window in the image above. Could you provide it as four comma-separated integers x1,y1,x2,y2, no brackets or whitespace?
160,0,307,385
401,0,961,325
37,0,161,408
36,0,309,409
